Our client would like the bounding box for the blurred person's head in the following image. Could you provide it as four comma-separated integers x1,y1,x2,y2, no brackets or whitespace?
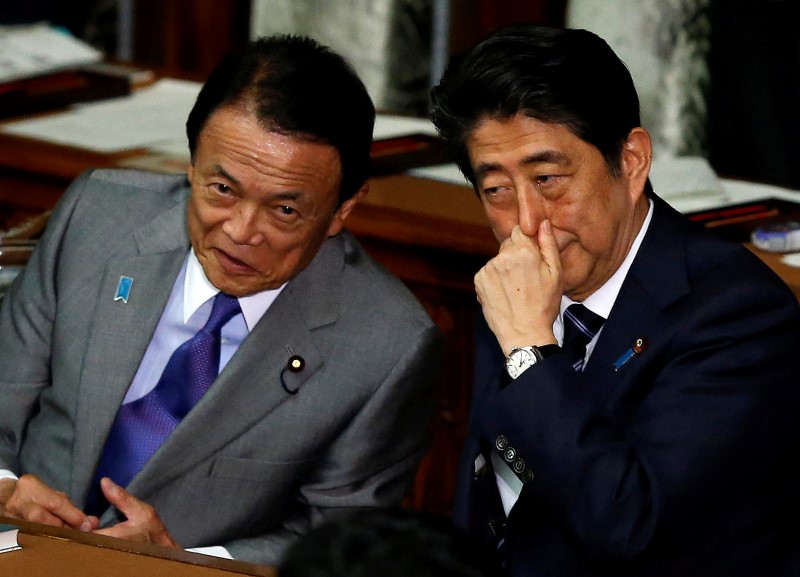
279,509,496,577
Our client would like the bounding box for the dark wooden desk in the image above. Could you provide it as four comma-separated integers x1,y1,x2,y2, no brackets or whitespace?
744,244,800,298
0,516,275,577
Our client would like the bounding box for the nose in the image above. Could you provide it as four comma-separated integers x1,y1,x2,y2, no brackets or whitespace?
517,184,545,237
221,204,264,246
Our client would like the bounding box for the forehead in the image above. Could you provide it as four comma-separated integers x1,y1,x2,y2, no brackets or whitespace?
196,106,342,196
467,115,584,160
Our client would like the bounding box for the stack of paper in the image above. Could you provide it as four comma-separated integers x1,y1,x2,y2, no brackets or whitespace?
0,528,20,554
0,78,202,155
0,23,102,83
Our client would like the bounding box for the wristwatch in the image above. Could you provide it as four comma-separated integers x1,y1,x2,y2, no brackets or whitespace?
505,345,562,379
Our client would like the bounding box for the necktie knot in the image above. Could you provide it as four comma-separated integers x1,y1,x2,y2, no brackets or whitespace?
562,303,605,371
202,292,241,335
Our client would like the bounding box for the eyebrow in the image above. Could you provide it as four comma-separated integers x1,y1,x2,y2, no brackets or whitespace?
474,149,570,180
270,191,302,202
208,164,304,201
211,164,241,185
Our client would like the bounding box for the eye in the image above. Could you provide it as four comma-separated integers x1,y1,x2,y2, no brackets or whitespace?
535,174,569,187
481,184,510,197
272,204,301,224
212,183,232,194
481,185,516,209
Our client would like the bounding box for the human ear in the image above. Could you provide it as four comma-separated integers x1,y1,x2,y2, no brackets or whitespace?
621,127,652,200
326,182,369,236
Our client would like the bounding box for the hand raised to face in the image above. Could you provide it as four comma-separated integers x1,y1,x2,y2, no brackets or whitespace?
475,220,562,355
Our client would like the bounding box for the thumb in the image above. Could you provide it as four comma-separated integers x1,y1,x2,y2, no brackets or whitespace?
100,477,134,514
538,219,562,274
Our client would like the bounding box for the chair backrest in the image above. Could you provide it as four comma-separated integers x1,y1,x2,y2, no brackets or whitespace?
0,210,50,303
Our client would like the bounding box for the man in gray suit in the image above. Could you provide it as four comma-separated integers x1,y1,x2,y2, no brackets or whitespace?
0,35,441,565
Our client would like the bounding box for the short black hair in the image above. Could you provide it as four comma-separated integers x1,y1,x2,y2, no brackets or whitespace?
431,25,642,186
186,34,375,204
278,509,496,577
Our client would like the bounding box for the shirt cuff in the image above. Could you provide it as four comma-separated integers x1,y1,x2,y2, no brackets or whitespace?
186,545,233,559
0,469,19,481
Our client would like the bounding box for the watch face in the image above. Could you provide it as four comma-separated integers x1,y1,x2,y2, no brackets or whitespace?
506,347,537,379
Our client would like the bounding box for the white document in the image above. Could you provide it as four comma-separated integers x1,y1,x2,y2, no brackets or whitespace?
0,529,20,554
648,155,729,212
373,114,439,140
409,163,469,186
0,98,433,159
0,78,202,154
0,22,102,83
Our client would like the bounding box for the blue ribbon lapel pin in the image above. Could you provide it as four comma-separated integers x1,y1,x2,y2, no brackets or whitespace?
613,336,648,371
114,276,134,303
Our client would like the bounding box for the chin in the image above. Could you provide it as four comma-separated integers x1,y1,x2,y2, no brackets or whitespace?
203,268,241,295
219,274,285,297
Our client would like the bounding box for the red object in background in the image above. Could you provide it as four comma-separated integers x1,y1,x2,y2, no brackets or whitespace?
476,0,567,34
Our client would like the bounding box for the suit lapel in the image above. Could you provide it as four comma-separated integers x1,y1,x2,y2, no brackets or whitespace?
583,194,691,383
625,194,692,310
72,202,189,502
584,276,665,381
127,233,348,501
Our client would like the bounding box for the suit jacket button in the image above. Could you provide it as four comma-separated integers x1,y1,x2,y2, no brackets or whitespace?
512,458,525,474
522,469,535,483
504,447,516,462
495,435,508,451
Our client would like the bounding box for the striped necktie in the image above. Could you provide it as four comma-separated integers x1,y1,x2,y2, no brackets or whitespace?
562,303,605,371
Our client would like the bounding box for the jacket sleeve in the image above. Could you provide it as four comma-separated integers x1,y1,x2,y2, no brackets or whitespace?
0,171,95,473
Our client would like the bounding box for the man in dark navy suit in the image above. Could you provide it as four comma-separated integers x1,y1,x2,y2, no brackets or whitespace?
431,24,800,577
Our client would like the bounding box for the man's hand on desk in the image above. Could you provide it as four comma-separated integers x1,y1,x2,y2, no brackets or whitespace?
92,477,179,549
0,474,99,531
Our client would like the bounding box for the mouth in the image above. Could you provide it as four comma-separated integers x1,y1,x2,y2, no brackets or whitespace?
212,248,257,275
553,231,576,254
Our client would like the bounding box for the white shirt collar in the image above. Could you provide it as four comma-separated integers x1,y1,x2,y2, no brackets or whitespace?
184,249,286,331
560,197,654,319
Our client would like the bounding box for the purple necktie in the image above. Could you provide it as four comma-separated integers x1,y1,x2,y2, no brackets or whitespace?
86,292,241,515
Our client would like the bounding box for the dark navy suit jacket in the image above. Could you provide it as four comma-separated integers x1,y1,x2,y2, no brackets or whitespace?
455,194,800,576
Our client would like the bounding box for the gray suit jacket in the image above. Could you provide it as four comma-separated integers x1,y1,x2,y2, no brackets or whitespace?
0,169,442,564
